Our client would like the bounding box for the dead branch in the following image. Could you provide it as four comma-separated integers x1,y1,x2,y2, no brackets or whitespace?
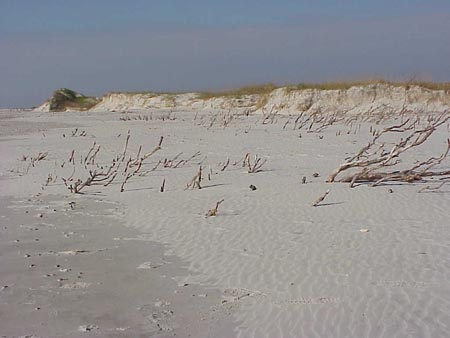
151,160,162,171
163,152,183,168
220,158,230,171
70,165,119,193
31,152,48,167
120,158,143,192
136,145,142,160
242,153,250,168
87,144,101,165
142,136,164,160
245,154,267,173
62,132,163,193
185,166,202,190
45,173,57,186
206,199,224,217
208,166,213,180
69,150,75,164
418,181,447,193
178,151,201,167
312,189,330,207
84,142,97,164
121,130,130,162
327,114,450,185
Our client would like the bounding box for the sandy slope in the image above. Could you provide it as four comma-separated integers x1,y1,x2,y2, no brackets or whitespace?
1,109,450,338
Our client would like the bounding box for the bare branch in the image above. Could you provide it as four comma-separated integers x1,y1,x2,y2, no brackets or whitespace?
312,190,330,207
206,199,225,217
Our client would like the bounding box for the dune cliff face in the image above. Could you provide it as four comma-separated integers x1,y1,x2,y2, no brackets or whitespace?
89,92,260,112
263,85,450,116
35,84,450,115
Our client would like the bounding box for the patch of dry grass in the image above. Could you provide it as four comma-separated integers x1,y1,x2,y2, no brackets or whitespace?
286,80,450,92
197,83,278,100
197,80,450,100
99,80,450,104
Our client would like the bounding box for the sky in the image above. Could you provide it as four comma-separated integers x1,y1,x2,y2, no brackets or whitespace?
1,0,450,108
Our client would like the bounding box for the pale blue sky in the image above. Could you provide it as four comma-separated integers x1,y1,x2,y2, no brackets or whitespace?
1,0,449,107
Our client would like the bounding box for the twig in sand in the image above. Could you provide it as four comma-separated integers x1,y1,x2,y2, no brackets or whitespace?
312,189,330,207
31,152,48,167
418,181,447,193
244,153,267,173
68,150,75,164
185,166,202,190
84,142,97,164
141,136,164,160
87,144,101,165
220,158,230,171
206,199,224,217
121,130,130,162
120,159,142,192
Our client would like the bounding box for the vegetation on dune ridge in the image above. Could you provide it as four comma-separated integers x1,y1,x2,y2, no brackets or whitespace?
107,91,158,96
49,80,450,111
285,80,450,92
197,83,278,100
49,88,99,112
111,81,450,100
198,81,450,98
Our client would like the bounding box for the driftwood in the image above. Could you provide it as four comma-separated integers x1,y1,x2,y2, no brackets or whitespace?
120,136,163,192
25,152,49,174
68,150,75,164
120,159,143,192
418,181,447,193
145,136,164,159
206,199,224,217
220,158,230,171
84,142,97,164
31,152,48,167
162,150,200,168
121,130,131,162
312,190,330,207
327,113,450,186
163,152,183,168
64,132,163,193
68,165,118,193
185,166,203,190
244,153,267,173
70,128,87,137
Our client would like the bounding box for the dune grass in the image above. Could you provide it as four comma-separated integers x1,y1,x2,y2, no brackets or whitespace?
197,83,279,100
87,80,450,106
49,88,99,112
286,80,450,92
196,80,450,100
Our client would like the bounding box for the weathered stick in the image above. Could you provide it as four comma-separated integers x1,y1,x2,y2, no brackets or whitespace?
121,130,130,162
185,166,202,190
206,199,225,217
312,189,330,207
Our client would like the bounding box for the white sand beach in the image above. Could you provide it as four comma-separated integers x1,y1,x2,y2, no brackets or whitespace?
1,87,450,337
